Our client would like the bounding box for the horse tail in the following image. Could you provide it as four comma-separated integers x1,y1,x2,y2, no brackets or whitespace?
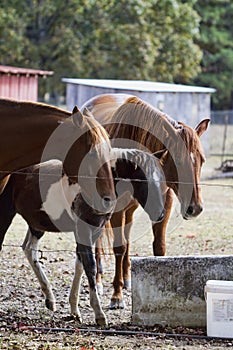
95,220,113,259
103,220,114,253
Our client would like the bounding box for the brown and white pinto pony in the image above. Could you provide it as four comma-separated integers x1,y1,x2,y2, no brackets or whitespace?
0,148,165,325
81,93,210,308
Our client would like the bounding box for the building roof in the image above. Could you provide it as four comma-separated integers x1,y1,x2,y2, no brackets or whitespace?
0,65,53,77
62,78,216,93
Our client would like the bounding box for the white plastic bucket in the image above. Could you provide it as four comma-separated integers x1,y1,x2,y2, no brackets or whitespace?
205,280,233,338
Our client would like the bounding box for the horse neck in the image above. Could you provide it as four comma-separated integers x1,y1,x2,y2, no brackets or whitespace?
113,159,134,181
107,122,165,153
106,109,177,154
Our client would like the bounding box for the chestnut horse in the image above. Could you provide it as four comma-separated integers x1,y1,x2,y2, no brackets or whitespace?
0,148,165,325
0,99,115,212
81,93,210,308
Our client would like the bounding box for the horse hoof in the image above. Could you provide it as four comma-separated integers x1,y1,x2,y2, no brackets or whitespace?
45,299,56,311
96,283,104,296
74,314,82,323
109,299,125,309
123,279,131,290
96,316,108,326
70,313,82,323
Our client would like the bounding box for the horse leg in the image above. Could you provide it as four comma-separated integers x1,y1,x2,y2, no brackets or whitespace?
22,227,56,311
94,220,112,295
0,210,16,251
0,211,16,251
95,238,104,295
110,211,127,309
77,242,107,325
152,188,174,256
69,250,84,323
0,177,16,251
123,203,138,290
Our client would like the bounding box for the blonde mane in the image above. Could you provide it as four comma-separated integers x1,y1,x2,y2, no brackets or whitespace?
106,96,178,153
112,148,163,181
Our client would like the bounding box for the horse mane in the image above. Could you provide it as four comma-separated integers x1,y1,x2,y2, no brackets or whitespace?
107,96,178,153
128,149,163,180
107,96,205,163
112,148,162,181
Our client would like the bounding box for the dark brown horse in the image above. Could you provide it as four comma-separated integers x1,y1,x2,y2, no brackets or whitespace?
0,148,165,325
81,93,210,308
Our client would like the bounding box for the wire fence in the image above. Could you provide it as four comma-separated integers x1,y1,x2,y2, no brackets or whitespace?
210,110,233,161
1,117,233,260
1,167,232,333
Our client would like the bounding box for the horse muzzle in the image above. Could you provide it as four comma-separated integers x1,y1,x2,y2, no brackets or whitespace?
101,196,116,214
151,208,166,224
90,195,116,216
183,203,203,220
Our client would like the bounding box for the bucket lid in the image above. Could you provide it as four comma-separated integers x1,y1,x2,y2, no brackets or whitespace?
205,280,233,294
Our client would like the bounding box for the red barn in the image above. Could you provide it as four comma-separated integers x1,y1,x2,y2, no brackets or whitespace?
0,65,53,101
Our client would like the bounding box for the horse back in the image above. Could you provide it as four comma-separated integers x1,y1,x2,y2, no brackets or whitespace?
81,93,133,125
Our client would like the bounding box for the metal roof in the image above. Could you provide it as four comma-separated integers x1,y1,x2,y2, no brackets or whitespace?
0,65,53,76
62,78,216,93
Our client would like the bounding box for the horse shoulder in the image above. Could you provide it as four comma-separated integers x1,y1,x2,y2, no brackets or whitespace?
41,175,81,221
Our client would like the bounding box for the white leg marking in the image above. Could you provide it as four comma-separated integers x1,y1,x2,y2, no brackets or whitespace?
89,288,107,326
22,229,56,311
69,256,83,322
96,282,104,296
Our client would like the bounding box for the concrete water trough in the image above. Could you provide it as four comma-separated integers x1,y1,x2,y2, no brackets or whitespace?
131,255,233,327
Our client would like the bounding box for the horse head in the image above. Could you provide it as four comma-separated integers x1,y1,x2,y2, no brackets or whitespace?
159,118,210,219
110,148,166,223
41,106,116,217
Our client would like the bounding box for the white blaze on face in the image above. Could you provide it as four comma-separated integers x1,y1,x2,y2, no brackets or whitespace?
41,175,81,220
152,169,160,186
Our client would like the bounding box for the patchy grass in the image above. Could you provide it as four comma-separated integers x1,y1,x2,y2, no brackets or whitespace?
130,156,233,258
0,134,233,349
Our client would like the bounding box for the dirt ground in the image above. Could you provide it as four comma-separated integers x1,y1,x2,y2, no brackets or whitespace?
0,156,233,349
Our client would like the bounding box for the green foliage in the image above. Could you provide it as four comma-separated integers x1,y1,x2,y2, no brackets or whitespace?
0,0,231,109
0,0,202,98
0,6,28,63
194,0,233,109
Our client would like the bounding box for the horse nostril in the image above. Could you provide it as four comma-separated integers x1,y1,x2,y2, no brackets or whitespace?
102,196,112,209
158,208,166,222
187,206,194,215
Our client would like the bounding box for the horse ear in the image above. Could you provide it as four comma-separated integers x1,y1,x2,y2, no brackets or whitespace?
71,106,85,127
153,149,168,167
83,107,94,119
195,118,210,137
153,149,167,159
72,106,79,114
